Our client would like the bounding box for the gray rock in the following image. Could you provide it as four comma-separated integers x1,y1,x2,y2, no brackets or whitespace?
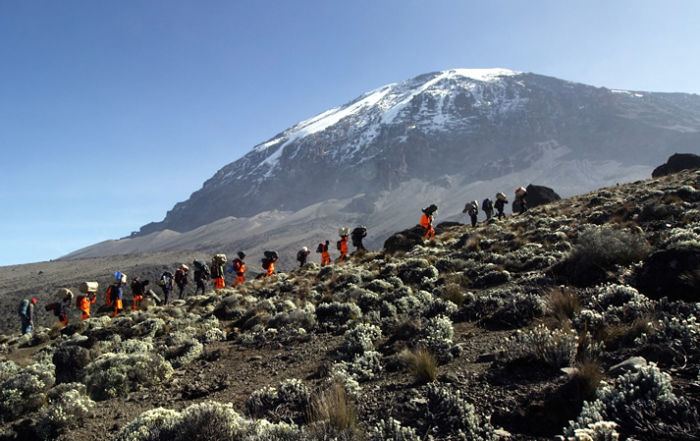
608,356,647,376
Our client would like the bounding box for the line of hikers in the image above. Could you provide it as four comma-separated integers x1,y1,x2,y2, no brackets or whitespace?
18,188,527,334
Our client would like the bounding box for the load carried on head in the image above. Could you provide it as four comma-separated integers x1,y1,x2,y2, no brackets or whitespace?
114,271,127,285
77,282,98,320
79,282,99,294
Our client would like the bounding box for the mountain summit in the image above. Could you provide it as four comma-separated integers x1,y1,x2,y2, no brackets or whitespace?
135,68,700,237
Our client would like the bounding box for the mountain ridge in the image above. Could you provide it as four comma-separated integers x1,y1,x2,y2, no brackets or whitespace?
131,68,700,240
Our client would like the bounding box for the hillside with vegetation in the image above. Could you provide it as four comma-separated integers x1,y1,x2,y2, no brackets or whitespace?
1,169,699,441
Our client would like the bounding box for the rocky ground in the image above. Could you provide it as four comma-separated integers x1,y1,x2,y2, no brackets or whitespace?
1,169,699,440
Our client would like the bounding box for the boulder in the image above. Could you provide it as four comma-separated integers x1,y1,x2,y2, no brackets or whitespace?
634,248,700,301
383,225,426,253
652,153,700,178
435,221,462,235
526,184,561,208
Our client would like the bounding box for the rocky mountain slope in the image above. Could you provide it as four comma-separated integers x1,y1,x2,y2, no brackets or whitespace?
1,169,698,440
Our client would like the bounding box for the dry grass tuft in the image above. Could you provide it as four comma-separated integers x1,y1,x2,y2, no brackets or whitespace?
465,235,481,252
546,288,581,328
598,317,655,349
570,360,604,401
441,283,467,307
399,347,438,384
307,383,358,433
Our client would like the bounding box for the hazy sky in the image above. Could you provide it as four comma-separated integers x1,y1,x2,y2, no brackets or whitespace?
1,0,699,265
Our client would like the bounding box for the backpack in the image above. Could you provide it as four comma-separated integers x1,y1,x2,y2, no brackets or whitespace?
18,299,29,317
316,243,324,253
193,260,205,271
336,240,342,251
352,227,366,237
482,199,493,211
159,272,173,287
262,258,271,270
174,270,185,284
264,250,279,261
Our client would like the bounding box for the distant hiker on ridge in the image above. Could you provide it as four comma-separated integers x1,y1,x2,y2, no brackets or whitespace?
193,260,210,295
463,200,479,227
77,282,98,320
130,277,149,311
420,204,438,239
514,186,528,215
336,227,349,263
158,271,174,304
106,272,126,318
297,247,311,267
495,192,508,219
211,254,227,290
317,240,331,267
51,288,73,327
175,264,189,298
18,297,38,335
351,226,368,253
231,252,247,286
262,250,279,277
482,198,494,221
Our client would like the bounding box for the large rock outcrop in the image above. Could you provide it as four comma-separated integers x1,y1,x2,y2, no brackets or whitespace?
634,248,700,302
525,184,561,208
652,153,700,178
384,225,427,253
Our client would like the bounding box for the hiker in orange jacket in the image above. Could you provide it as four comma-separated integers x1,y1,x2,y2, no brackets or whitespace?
262,251,278,277
336,228,349,263
420,204,438,239
107,272,126,317
130,277,149,311
57,290,73,327
76,292,96,320
317,240,332,266
231,252,247,286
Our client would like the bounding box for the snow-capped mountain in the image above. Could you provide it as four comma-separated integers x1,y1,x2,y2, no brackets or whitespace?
64,68,700,262
132,68,700,237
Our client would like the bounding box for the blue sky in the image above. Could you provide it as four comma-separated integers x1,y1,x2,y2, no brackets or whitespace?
1,0,699,265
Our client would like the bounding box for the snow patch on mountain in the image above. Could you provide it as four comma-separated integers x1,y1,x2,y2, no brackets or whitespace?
244,68,525,180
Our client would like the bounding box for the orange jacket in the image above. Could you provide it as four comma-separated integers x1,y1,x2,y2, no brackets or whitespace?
233,259,246,275
420,213,433,229
339,237,348,255
321,251,331,265
266,262,275,276
77,295,95,312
